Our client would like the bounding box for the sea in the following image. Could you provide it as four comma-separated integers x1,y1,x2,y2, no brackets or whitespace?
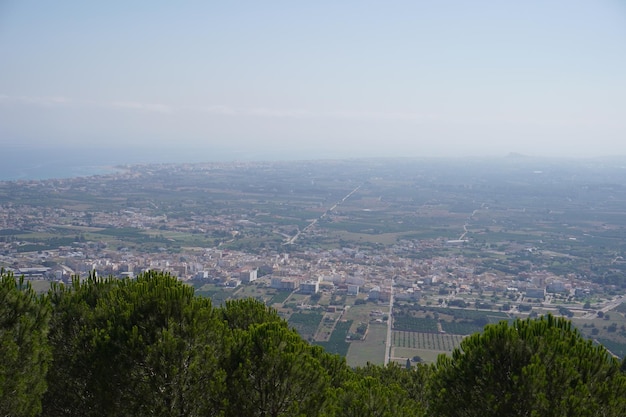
0,145,300,181
1,144,362,181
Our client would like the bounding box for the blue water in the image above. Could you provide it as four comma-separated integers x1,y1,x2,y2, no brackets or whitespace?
0,145,255,181
0,144,330,181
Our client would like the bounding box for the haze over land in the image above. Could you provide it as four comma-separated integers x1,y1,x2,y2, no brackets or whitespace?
1,1,625,163
4,4,626,415
4,156,626,363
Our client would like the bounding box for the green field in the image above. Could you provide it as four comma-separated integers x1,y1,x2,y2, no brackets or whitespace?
269,290,292,305
315,320,352,357
392,331,463,351
392,315,439,332
392,347,444,365
288,312,324,341
346,323,388,367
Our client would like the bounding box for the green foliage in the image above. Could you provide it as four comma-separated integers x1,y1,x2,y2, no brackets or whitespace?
447,299,467,308
354,362,431,406
327,376,421,417
421,305,508,321
316,320,352,357
220,297,283,330
322,362,430,417
225,322,329,417
439,320,485,335
558,305,574,317
288,312,324,339
41,278,349,417
392,314,438,332
269,290,292,304
430,315,626,417
43,273,115,416
43,271,227,417
0,270,51,417
597,337,626,359
4,270,626,417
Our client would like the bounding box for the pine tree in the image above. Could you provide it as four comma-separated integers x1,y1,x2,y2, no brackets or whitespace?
43,271,228,417
429,315,626,417
225,321,329,417
0,270,51,417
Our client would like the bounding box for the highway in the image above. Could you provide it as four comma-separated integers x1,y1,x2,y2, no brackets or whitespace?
384,278,394,365
284,184,362,245
582,295,625,319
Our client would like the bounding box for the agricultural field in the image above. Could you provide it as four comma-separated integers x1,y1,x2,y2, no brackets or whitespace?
343,303,380,324
5,157,626,365
392,331,463,352
346,322,388,367
232,284,261,299
316,320,353,357
392,347,443,365
288,311,324,342
439,321,486,335
392,315,438,332
268,290,291,305
572,306,626,358
421,306,510,323
314,311,343,342
26,279,53,293
193,284,236,306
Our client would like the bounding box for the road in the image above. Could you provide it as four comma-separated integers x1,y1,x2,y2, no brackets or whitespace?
284,184,362,245
458,205,485,240
458,223,468,240
384,278,394,365
582,295,625,319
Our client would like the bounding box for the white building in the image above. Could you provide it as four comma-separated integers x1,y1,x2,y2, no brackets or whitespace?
240,269,258,283
368,286,381,301
271,277,300,291
347,284,360,295
300,281,319,294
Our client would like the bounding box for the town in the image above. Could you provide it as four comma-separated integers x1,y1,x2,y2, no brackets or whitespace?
2,156,626,365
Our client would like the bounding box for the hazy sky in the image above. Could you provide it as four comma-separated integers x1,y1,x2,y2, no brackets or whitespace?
1,1,625,160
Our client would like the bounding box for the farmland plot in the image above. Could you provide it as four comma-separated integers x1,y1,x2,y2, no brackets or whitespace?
392,330,463,352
